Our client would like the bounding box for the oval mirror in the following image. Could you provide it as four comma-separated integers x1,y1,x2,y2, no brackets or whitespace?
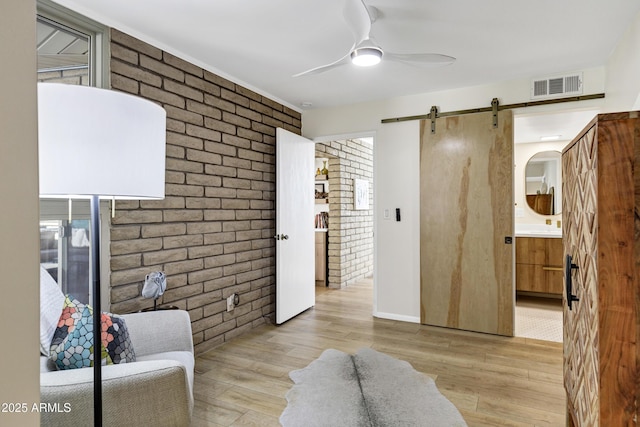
525,150,561,215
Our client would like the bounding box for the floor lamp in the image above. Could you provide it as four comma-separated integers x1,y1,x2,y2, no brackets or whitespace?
38,83,166,426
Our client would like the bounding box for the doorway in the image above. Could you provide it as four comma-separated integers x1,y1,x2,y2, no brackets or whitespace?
313,136,375,291
512,108,600,342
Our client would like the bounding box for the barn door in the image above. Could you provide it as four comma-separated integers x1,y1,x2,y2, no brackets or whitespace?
420,110,514,336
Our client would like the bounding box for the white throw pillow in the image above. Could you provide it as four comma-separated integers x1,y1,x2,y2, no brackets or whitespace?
40,265,65,356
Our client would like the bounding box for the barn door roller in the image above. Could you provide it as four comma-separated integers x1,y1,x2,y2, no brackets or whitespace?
430,105,438,134
492,98,499,128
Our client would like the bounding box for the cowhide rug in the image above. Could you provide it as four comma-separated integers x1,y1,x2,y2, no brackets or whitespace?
280,348,467,426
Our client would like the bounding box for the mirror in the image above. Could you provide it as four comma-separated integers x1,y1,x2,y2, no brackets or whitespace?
525,150,561,215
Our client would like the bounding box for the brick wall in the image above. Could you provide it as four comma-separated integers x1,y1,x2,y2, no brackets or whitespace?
108,29,301,354
316,139,374,288
37,68,89,85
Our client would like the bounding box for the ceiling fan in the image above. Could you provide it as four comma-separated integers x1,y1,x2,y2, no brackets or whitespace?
293,0,456,77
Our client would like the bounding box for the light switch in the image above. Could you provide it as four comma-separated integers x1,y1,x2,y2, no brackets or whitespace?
383,209,390,220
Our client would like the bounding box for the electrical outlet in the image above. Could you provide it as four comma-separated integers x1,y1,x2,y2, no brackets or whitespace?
226,295,234,312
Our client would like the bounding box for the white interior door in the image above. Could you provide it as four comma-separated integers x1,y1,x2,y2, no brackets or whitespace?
276,128,315,324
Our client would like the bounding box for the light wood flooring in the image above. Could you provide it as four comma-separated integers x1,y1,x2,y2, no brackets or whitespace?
192,279,565,426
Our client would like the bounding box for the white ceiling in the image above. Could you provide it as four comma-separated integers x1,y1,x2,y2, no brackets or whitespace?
514,109,601,144
51,0,639,140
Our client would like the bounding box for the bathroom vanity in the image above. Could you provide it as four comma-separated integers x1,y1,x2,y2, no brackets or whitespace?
515,232,563,296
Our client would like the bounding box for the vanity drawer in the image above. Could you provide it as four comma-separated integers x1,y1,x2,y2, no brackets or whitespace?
516,237,563,295
515,263,563,294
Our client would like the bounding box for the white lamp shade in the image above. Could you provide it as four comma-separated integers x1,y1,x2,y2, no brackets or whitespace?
38,83,166,199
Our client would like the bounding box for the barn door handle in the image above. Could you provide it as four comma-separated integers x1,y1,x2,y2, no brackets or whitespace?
565,254,580,310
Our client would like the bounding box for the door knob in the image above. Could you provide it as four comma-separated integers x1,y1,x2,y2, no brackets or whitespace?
281,234,289,240
273,234,289,240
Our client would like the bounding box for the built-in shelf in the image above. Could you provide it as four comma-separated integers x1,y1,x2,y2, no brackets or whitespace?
314,163,329,287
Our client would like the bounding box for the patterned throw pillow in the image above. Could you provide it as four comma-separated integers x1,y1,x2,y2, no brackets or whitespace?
50,296,136,370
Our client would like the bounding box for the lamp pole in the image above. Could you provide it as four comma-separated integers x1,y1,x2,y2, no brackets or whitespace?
91,195,102,426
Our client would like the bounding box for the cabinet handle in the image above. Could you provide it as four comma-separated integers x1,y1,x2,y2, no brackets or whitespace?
565,254,580,310
543,266,563,271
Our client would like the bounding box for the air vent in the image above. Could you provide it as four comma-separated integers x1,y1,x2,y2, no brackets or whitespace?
531,73,583,100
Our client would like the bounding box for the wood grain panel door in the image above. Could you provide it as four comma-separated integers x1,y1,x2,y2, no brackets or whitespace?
562,123,599,426
420,111,514,336
562,113,639,426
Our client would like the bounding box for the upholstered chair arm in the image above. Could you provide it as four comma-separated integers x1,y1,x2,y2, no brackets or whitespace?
40,360,191,426
121,309,193,357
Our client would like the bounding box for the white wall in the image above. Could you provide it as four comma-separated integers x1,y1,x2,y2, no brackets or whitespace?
373,121,421,321
1,1,41,425
302,58,624,320
605,11,640,112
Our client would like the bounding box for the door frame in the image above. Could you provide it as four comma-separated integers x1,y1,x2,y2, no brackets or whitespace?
311,131,377,301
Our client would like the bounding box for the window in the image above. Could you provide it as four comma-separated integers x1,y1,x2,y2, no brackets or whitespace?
37,0,108,305
37,16,90,85
37,0,108,87
39,201,93,304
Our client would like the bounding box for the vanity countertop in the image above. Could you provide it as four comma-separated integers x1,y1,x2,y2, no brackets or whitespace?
515,231,561,238
515,224,561,238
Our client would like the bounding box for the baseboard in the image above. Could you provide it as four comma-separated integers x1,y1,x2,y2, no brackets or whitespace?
373,311,420,324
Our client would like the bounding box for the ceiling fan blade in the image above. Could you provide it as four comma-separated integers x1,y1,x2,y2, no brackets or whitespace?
343,0,372,46
385,52,456,67
293,0,372,78
292,52,351,77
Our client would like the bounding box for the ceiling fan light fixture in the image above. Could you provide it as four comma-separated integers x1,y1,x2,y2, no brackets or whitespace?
351,47,382,67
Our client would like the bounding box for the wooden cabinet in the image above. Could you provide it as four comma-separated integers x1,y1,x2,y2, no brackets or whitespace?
315,231,327,287
515,237,563,295
526,193,554,215
562,112,640,426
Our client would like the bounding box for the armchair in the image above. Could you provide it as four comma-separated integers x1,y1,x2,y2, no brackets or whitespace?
39,268,194,426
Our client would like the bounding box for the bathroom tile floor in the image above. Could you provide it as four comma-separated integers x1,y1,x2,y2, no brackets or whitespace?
515,295,563,342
